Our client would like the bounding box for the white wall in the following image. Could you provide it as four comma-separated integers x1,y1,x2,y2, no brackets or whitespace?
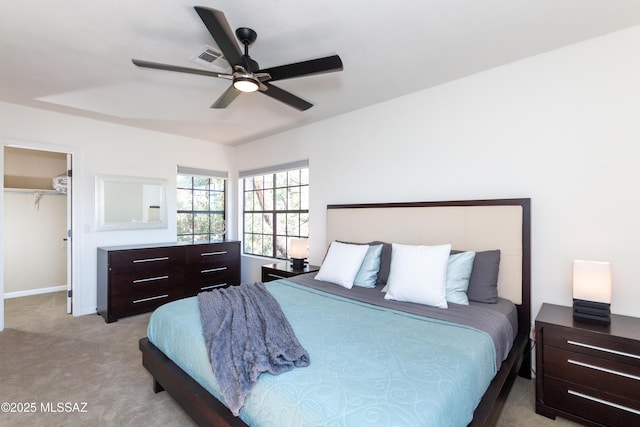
3,192,67,295
236,25,640,322
0,103,236,319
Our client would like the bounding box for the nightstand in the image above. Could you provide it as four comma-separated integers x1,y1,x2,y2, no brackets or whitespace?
261,262,320,282
535,303,640,426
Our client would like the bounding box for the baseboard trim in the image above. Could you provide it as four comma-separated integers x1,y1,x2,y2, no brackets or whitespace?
4,285,67,299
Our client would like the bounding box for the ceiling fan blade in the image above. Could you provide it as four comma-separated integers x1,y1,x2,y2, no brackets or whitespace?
211,85,241,109
260,82,312,111
131,59,231,79
258,55,343,82
194,6,243,67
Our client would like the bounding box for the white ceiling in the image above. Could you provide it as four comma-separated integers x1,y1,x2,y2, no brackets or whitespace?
2,1,640,146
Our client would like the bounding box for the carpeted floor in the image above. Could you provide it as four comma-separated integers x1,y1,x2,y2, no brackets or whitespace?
0,292,579,426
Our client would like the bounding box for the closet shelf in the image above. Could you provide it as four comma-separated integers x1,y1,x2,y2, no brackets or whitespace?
4,187,64,195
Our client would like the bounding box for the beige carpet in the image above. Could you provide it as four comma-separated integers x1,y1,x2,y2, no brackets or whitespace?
0,292,578,426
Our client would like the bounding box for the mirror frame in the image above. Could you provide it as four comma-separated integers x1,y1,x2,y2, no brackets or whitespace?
95,174,168,231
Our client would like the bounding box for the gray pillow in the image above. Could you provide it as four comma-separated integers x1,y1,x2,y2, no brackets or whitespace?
452,249,500,303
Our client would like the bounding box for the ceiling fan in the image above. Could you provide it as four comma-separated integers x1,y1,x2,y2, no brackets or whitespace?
132,6,343,111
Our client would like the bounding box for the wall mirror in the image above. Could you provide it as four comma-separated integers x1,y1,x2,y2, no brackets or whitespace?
95,174,167,231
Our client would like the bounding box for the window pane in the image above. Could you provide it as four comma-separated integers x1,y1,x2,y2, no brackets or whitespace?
211,192,224,211
300,213,309,237
252,213,262,233
177,213,193,234
275,188,287,210
177,189,192,210
275,171,287,187
264,174,274,189
288,170,300,186
300,186,309,210
193,190,209,211
275,213,287,237
177,175,192,188
275,236,287,258
244,191,254,212
211,214,225,235
211,178,224,191
253,190,264,211
194,177,209,190
300,169,309,185
193,213,209,234
287,213,299,236
288,187,300,210
263,189,274,211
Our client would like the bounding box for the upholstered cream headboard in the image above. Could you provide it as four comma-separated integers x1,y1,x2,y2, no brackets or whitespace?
326,199,531,308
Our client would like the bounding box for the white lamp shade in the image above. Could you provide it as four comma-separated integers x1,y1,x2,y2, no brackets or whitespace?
572,260,612,304
290,238,308,259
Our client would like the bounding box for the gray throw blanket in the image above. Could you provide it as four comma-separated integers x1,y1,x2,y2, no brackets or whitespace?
198,282,310,416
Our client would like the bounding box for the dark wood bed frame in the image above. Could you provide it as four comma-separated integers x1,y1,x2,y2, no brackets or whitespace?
139,198,532,426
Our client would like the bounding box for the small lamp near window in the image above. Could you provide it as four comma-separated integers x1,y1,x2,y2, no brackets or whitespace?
572,260,612,324
290,238,308,270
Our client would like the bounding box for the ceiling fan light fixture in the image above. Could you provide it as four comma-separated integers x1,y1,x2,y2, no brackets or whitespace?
233,76,259,93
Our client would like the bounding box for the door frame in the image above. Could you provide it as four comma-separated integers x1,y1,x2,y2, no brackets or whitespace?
0,139,79,331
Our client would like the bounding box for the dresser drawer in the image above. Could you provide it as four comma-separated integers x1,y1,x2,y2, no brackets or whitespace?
185,266,239,295
110,266,184,296
109,246,184,271
185,242,239,266
544,376,640,426
544,345,640,398
110,285,183,319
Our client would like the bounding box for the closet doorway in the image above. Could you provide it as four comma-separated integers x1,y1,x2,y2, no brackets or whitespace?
3,146,72,315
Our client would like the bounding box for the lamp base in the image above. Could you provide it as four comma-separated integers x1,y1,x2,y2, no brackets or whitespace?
290,258,306,270
573,299,611,324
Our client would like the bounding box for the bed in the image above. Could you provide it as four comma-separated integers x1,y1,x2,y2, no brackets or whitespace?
139,198,531,426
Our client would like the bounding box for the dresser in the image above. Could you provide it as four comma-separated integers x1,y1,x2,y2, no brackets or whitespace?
97,241,240,323
535,303,640,426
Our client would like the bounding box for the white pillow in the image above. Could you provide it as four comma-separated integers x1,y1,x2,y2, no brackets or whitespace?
384,243,452,308
314,241,369,288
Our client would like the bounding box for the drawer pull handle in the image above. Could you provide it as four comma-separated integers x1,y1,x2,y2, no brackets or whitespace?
133,256,169,263
567,340,640,360
201,267,227,274
133,275,169,284
568,389,640,415
267,273,287,280
568,359,640,381
201,283,227,290
201,251,227,256
133,294,169,304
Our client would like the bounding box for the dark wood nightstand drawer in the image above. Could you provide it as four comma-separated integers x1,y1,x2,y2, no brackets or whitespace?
545,324,640,365
544,376,640,426
109,246,184,271
544,345,640,397
110,267,184,296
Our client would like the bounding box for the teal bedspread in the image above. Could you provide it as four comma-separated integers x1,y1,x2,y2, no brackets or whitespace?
147,280,497,426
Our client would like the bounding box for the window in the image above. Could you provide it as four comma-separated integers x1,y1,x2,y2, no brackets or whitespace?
177,168,226,243
242,165,309,259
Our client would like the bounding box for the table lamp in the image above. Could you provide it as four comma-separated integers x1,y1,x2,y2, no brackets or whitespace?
290,238,308,269
572,260,612,324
